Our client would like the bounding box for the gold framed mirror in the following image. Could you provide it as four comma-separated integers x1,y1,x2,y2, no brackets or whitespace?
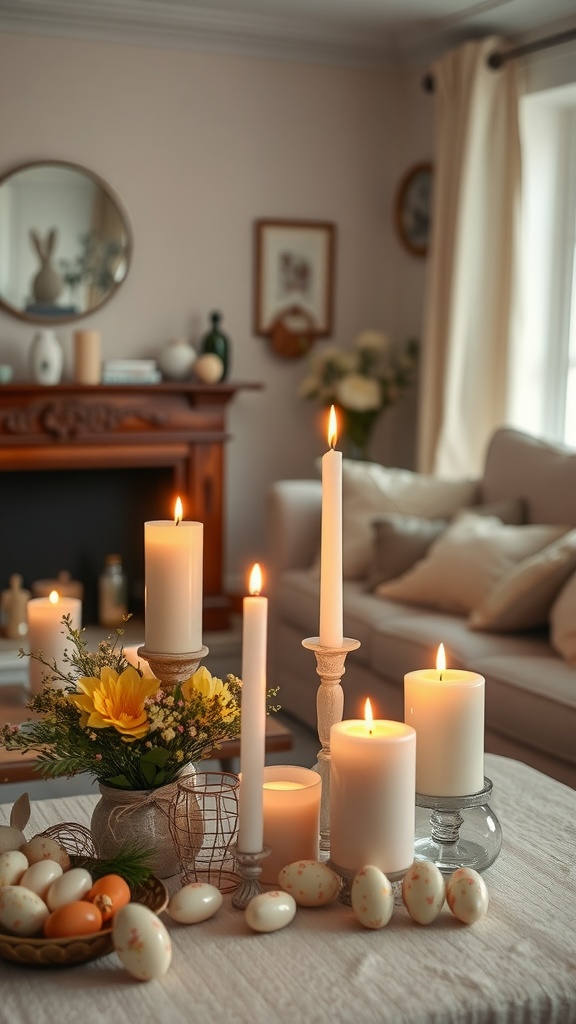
0,159,133,325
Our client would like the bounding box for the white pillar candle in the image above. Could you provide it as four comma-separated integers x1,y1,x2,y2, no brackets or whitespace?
259,765,321,885
404,644,485,797
330,704,416,876
73,329,101,384
319,405,343,648
237,563,268,854
27,591,82,693
144,499,203,654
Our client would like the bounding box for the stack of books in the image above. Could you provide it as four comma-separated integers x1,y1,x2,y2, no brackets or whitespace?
102,359,161,385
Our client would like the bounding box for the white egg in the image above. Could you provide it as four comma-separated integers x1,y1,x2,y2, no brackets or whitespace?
167,882,223,924
278,860,341,907
19,859,63,900
47,867,93,911
20,835,71,870
351,865,394,930
113,903,172,981
0,849,29,887
0,885,50,936
402,860,446,925
446,867,489,924
245,890,296,933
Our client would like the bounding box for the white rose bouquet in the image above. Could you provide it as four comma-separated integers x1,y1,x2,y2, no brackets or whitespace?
298,330,418,459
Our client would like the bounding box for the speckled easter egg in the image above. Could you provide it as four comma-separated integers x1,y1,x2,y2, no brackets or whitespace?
351,865,394,930
446,867,489,924
245,891,296,933
401,860,446,925
278,860,341,907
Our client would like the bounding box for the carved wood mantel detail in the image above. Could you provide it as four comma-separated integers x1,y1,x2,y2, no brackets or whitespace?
0,381,262,630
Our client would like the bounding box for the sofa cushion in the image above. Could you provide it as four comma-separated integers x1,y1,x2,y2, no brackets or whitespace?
375,516,566,615
340,459,479,579
550,570,576,664
473,654,576,767
368,608,552,683
469,528,576,632
367,515,448,589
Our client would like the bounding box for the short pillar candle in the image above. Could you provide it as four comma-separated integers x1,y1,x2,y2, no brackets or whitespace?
404,646,485,797
259,765,321,885
330,710,416,876
27,591,82,693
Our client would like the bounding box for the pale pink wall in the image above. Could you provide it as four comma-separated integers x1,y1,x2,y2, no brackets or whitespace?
0,32,432,588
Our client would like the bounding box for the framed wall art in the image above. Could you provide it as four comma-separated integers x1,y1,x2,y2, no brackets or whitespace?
394,162,433,257
254,219,336,340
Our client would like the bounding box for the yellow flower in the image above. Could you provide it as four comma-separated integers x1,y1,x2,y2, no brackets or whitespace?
69,666,158,741
181,666,237,723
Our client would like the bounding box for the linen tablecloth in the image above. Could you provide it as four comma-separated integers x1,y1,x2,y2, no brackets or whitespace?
0,753,575,1024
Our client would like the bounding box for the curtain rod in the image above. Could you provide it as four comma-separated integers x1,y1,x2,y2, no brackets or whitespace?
422,24,576,92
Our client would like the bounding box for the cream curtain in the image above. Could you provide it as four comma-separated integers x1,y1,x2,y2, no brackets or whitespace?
417,37,522,477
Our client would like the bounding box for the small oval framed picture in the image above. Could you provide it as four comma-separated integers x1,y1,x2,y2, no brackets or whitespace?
395,162,433,257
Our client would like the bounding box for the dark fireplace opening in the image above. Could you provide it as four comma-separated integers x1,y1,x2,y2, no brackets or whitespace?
0,466,175,626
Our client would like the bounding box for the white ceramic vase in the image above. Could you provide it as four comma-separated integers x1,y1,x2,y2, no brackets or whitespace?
29,328,64,385
158,337,196,381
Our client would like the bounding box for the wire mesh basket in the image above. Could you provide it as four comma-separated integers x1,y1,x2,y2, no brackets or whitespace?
168,771,240,893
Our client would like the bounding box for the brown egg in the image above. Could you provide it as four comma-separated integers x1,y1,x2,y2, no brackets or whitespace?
87,874,131,922
44,900,103,938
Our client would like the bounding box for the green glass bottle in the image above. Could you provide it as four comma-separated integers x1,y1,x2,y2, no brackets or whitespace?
200,311,229,380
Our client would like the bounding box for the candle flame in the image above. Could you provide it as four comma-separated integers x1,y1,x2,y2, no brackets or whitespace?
174,497,183,525
436,643,446,681
249,563,263,596
327,405,338,450
364,697,373,735
49,590,59,605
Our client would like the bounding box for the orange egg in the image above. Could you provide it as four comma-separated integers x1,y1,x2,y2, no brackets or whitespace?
87,874,131,922
44,900,103,938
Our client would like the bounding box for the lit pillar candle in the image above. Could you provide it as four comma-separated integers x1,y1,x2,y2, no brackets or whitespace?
330,701,416,876
319,405,343,648
404,644,485,797
260,765,321,884
27,590,82,693
237,563,268,854
144,498,203,654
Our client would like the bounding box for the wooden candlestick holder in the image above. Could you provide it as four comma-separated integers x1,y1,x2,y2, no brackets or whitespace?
136,645,210,690
301,636,361,856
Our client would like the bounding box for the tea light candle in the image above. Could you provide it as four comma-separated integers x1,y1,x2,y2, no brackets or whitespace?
144,498,203,654
237,563,268,854
330,702,416,876
27,591,82,693
319,405,343,648
404,644,485,797
259,765,321,885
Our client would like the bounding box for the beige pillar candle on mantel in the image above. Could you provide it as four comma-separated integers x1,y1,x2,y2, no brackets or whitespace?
73,329,101,384
404,644,485,797
260,765,321,885
330,705,416,876
144,499,203,654
27,591,82,693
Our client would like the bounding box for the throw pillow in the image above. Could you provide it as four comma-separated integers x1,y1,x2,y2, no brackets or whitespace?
341,460,479,579
469,527,576,632
375,515,566,615
549,570,576,664
462,496,526,525
367,514,448,590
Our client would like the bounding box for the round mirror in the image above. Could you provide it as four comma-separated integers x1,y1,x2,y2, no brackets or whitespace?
0,160,132,325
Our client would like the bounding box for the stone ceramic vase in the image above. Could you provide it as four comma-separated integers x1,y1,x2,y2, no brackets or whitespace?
29,328,64,385
91,772,204,880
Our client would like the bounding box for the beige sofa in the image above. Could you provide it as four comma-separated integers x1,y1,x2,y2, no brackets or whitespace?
267,428,576,789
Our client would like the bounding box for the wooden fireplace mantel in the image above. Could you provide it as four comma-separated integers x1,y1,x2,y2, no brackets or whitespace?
0,381,263,630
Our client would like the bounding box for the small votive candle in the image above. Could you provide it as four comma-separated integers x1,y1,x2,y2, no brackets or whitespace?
259,765,321,885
